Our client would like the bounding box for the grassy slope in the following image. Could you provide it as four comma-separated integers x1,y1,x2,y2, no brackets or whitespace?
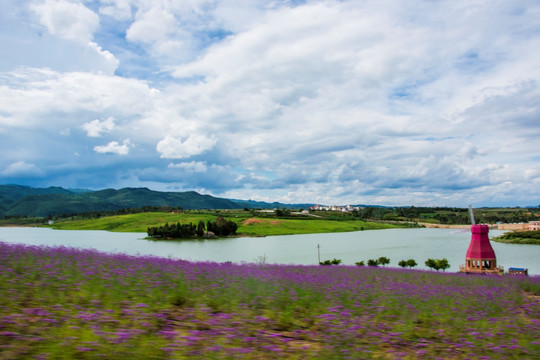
237,217,400,236
48,212,218,233
47,212,403,235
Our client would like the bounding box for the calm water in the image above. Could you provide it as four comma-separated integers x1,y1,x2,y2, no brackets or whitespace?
1,227,538,274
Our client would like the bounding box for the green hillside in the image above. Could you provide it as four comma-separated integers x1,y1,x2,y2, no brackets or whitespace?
0,184,75,202
0,185,242,217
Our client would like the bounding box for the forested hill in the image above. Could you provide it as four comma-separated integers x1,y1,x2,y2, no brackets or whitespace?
0,185,242,217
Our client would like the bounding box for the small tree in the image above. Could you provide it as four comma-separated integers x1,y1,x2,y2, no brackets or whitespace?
425,258,437,271
367,259,379,267
320,258,342,266
355,261,365,266
437,258,450,272
406,259,417,268
398,260,408,268
378,256,390,267
425,258,450,271
196,220,205,237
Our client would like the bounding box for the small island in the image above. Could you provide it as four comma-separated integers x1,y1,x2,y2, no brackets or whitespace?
491,230,540,245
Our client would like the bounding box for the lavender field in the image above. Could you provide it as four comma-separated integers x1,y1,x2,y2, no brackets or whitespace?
1,241,539,359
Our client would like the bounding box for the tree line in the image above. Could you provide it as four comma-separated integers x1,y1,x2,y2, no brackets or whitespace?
147,216,238,239
344,206,540,225
320,256,450,271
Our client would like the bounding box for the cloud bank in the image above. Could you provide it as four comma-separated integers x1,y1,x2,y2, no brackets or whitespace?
0,0,539,206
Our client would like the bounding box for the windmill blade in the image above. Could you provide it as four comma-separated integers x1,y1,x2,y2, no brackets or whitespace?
450,228,469,234
468,205,475,225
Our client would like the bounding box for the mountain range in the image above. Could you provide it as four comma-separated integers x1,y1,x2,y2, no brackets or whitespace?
0,185,315,217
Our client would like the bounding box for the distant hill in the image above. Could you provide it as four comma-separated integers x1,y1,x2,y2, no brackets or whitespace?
0,184,75,202
0,184,364,218
0,185,243,217
230,199,316,210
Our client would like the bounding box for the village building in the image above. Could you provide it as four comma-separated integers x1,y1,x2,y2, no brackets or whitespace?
309,204,362,212
529,221,540,230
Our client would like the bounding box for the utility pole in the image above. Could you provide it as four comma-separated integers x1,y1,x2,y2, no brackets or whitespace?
317,243,320,264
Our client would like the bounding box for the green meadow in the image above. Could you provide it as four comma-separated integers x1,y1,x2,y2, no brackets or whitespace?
47,211,404,236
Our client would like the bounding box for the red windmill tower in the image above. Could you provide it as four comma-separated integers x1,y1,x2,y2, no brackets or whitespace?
459,206,503,274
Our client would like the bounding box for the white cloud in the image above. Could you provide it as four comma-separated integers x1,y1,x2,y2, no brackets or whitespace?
0,68,155,128
99,0,133,21
27,0,118,73
126,7,177,44
31,0,100,43
94,139,131,155
1,0,539,206
82,117,116,137
87,41,119,73
168,161,208,173
156,134,217,159
2,161,44,177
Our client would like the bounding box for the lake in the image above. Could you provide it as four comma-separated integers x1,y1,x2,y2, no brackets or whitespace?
1,227,538,274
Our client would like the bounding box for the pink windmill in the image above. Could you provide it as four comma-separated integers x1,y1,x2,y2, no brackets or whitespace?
459,206,503,274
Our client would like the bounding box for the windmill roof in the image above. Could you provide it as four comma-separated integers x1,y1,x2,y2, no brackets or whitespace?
465,224,497,259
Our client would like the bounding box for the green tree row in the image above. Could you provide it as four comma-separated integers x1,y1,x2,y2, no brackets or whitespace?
424,258,450,271
320,257,450,271
341,206,540,224
147,216,238,239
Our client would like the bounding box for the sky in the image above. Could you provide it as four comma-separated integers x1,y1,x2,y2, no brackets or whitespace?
1,0,539,207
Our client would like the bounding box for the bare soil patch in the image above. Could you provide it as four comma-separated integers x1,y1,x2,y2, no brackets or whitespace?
242,218,284,226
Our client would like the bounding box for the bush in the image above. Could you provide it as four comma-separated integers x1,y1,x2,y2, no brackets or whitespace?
320,258,342,266
367,259,379,267
400,259,418,269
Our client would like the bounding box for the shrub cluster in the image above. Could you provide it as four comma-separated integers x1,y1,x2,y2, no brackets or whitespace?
147,216,238,239
425,258,451,271
361,256,391,267
398,259,418,268
319,258,342,265
147,221,201,238
206,216,238,236
495,230,540,245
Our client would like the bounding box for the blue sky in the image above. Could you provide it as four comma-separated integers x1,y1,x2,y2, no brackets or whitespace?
1,0,539,207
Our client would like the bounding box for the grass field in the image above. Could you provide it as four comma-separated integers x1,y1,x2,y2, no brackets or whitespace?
48,212,220,233
47,211,405,236
1,241,538,359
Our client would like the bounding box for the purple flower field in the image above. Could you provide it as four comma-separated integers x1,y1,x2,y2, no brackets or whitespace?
1,241,539,359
